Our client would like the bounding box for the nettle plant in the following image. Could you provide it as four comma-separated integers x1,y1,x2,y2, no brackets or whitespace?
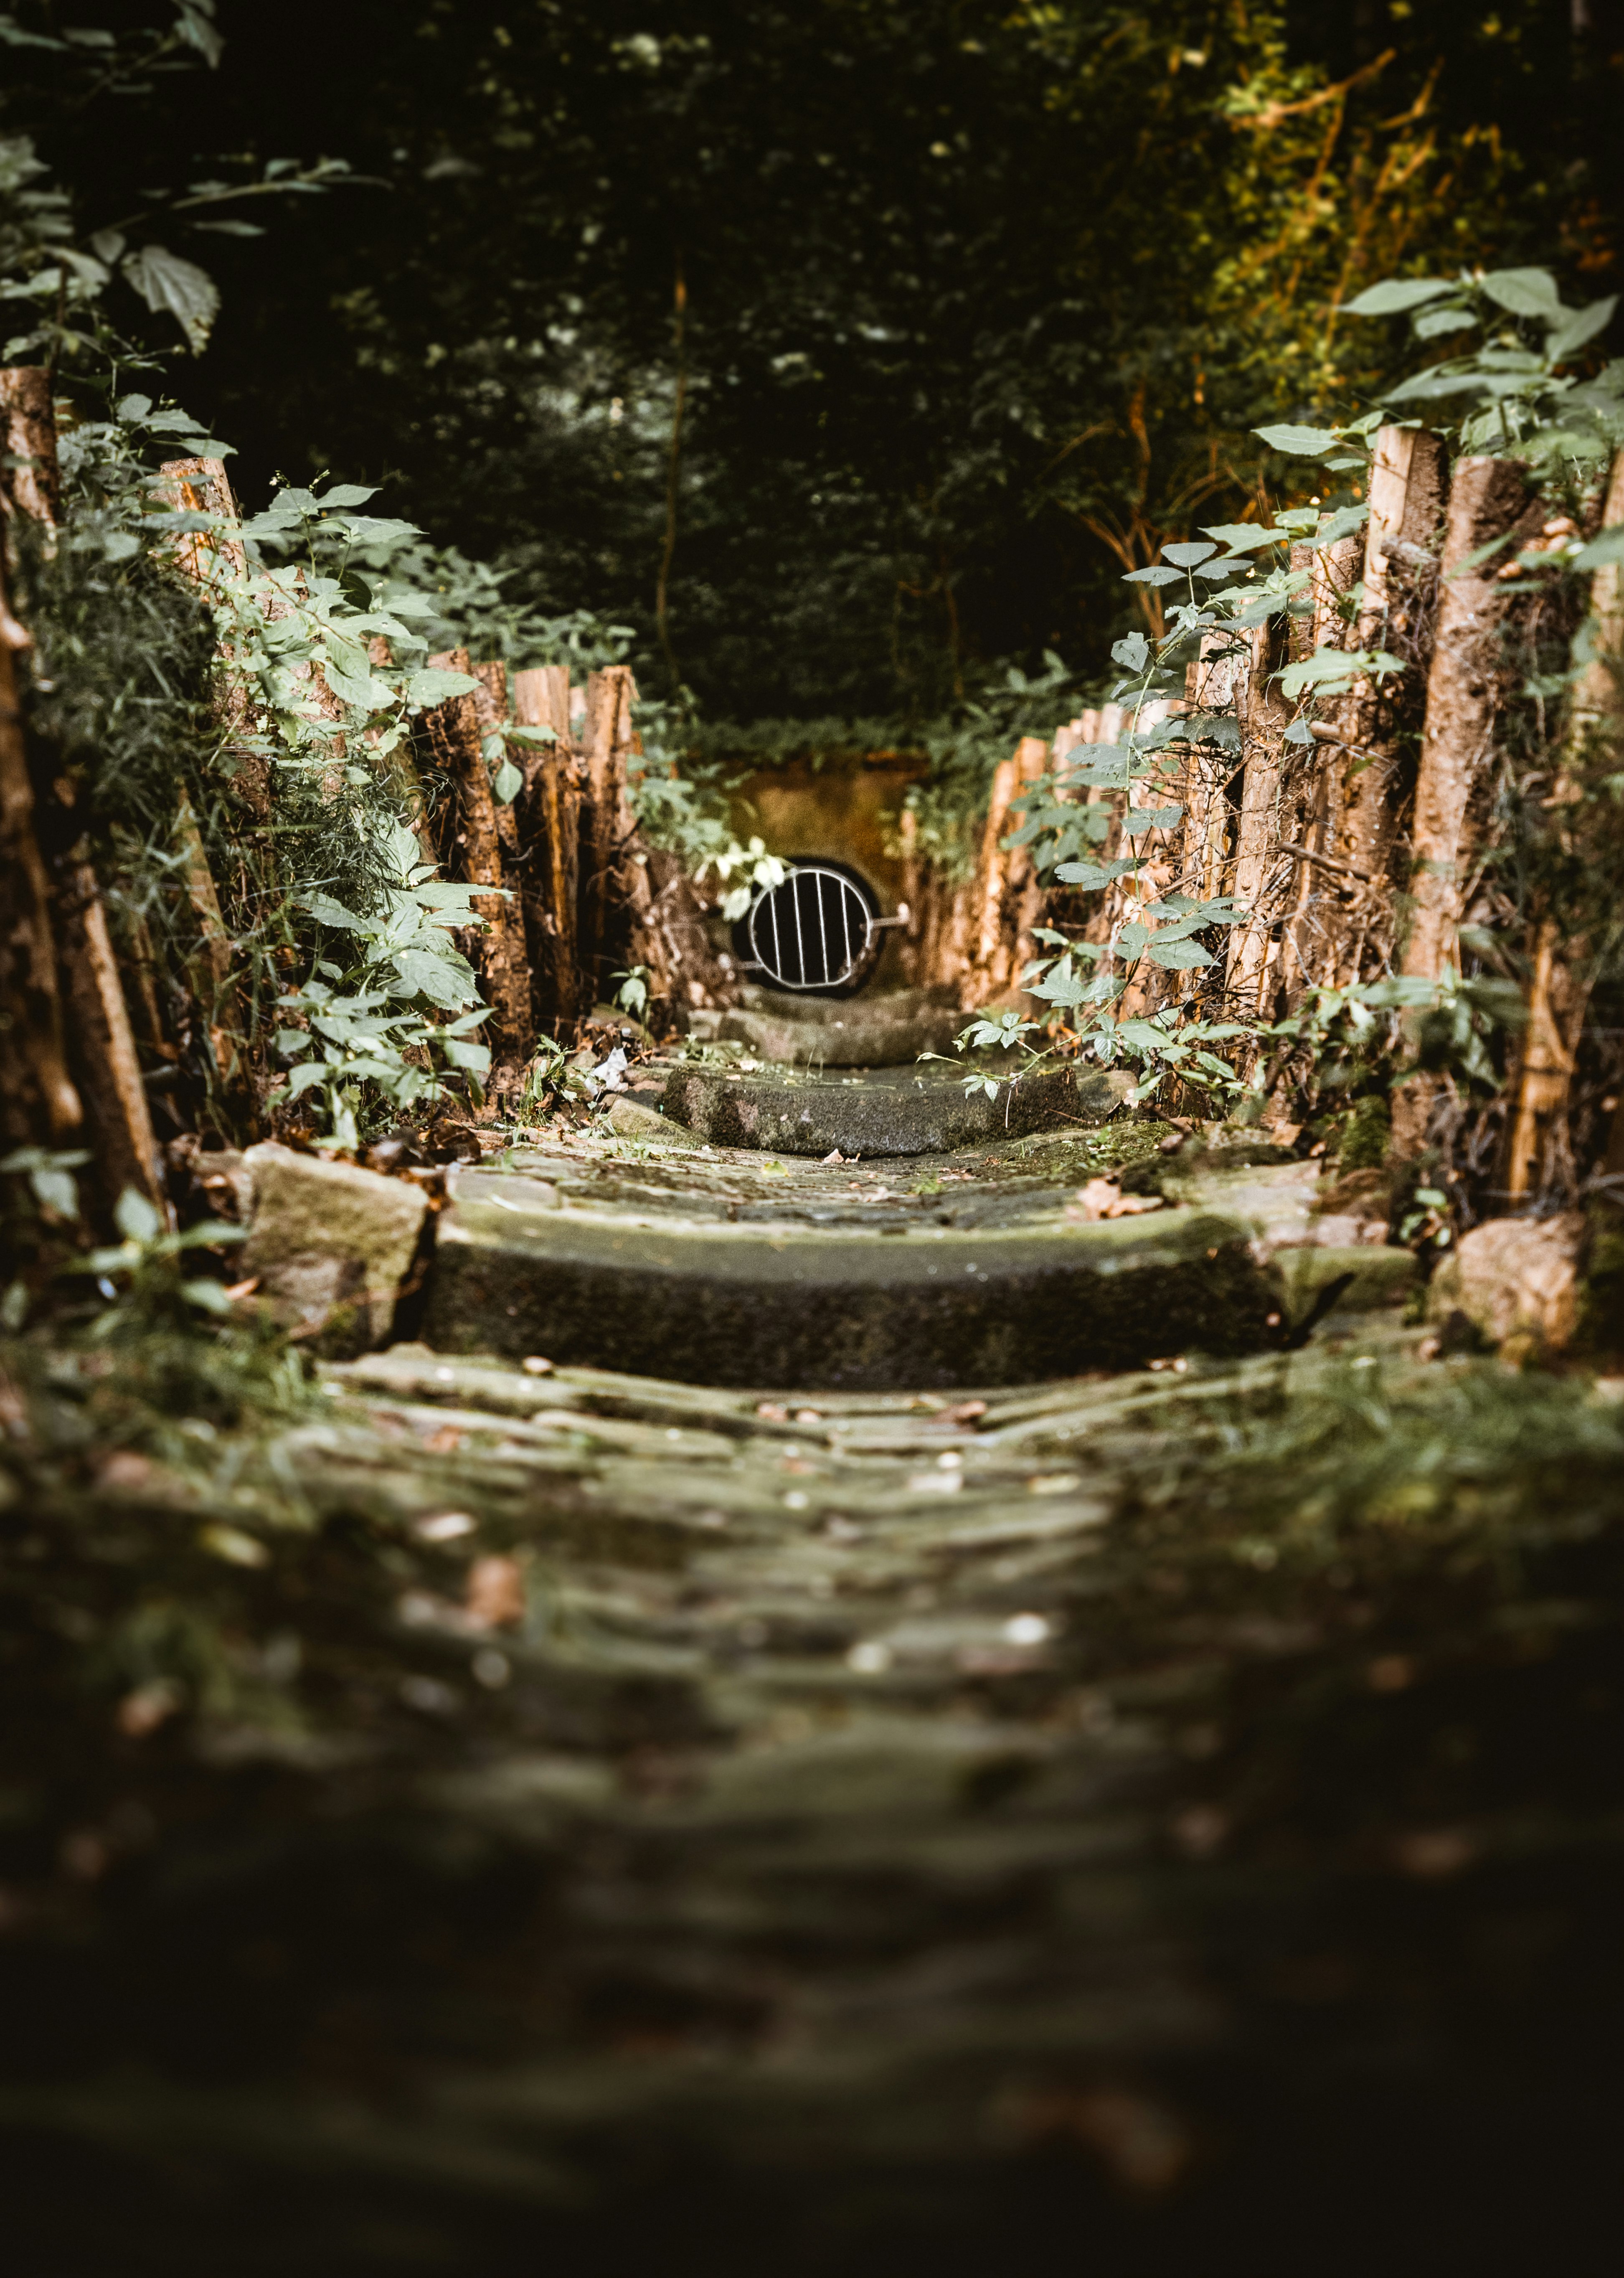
951,262,1623,1112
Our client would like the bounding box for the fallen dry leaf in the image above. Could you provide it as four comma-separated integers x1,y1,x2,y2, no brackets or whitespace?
1070,1178,1165,1222
466,1554,525,1629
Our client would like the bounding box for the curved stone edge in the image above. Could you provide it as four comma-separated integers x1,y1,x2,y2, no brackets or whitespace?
661,1064,1133,1158
421,1185,1284,1389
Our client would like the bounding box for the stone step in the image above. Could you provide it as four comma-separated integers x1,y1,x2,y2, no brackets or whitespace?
662,1059,1131,1157
701,985,965,1068
419,1142,1415,1390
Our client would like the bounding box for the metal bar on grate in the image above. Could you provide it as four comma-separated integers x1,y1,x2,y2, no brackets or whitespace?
749,864,878,991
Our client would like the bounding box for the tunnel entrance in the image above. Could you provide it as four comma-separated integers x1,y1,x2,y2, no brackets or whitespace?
746,861,881,993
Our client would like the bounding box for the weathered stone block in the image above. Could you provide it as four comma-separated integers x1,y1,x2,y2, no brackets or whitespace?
1429,1212,1586,1354
240,1143,428,1356
422,1164,1277,1387
662,1062,1132,1158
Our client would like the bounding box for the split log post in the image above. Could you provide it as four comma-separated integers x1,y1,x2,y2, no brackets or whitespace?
511,664,579,1032
577,666,637,1017
2,372,164,1209
1227,622,1292,1018
1506,447,1624,1196
1391,455,1543,1155
1326,427,1449,985
423,648,534,1077
0,366,62,529
0,543,81,1153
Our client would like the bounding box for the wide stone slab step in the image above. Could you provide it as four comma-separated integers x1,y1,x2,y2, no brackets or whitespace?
662,1060,1130,1157
703,985,966,1068
419,1144,1415,1390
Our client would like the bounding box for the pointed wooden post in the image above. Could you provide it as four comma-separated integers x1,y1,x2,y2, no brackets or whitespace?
1506,447,1624,1195
512,664,579,1031
577,666,637,1016
424,648,534,1077
3,369,163,1208
1391,455,1540,1155
1320,427,1450,985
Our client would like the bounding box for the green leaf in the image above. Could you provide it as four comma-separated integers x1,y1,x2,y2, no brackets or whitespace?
317,483,380,508
1202,522,1289,554
392,948,479,1008
1111,632,1148,672
1310,502,1370,550
1148,938,1215,970
1124,566,1182,585
120,244,220,353
1162,541,1216,568
1342,277,1454,317
491,757,523,804
1413,302,1474,341
1547,297,1618,363
30,1167,79,1218
442,1038,492,1072
114,1188,162,1245
1573,524,1624,572
181,1278,236,1316
406,667,480,707
1121,805,1182,836
299,891,367,931
284,1062,332,1097
1253,423,1340,456
1279,646,1404,699
1479,267,1561,318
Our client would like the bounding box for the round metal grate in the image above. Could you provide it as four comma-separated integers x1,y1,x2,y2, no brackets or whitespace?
747,864,878,992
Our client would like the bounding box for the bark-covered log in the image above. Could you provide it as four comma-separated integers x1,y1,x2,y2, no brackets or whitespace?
577,666,637,1014
1227,623,1291,1017
511,664,579,1034
0,547,80,1152
3,372,162,1207
624,841,737,1022
423,648,533,1073
56,857,164,1208
1392,455,1543,1155
0,366,61,528
1507,448,1624,1196
1324,427,1449,985
1401,455,1535,987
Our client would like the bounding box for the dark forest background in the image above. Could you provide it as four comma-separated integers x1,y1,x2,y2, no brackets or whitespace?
25,0,1624,724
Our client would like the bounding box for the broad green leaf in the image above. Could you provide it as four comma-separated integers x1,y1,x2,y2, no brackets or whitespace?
181,1278,235,1316
1311,502,1370,550
1111,632,1148,672
1479,267,1561,318
341,516,425,547
406,667,480,707
442,1037,492,1072
1574,525,1624,572
1342,277,1453,317
299,890,367,930
1148,938,1215,970
491,757,523,804
114,1187,162,1244
284,1062,332,1097
1162,541,1216,567
1413,303,1473,341
1202,522,1289,553
120,243,220,353
30,1166,79,1218
317,483,379,508
1254,423,1340,456
1121,805,1182,836
392,948,479,1008
1124,566,1182,585
1547,297,1618,363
